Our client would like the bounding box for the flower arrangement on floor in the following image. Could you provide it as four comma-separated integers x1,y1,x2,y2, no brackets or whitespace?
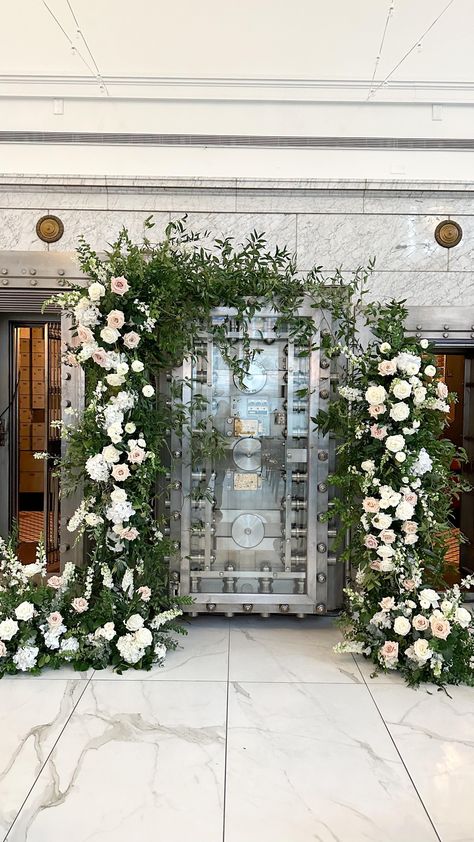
321,298,474,686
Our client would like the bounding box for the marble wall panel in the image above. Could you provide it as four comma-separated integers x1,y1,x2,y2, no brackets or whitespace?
235,188,364,214
446,215,474,271
296,213,448,272
106,187,237,213
181,212,297,253
365,270,473,306
0,210,48,250
364,192,474,216
47,210,171,251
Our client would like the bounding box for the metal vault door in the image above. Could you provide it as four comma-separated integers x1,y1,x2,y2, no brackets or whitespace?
163,305,341,617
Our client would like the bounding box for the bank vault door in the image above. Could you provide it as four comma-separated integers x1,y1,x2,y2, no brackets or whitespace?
164,307,341,616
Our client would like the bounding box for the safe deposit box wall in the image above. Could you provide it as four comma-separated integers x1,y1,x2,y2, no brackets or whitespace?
161,305,343,617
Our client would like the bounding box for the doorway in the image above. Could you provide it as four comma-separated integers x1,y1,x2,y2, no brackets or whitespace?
9,321,61,570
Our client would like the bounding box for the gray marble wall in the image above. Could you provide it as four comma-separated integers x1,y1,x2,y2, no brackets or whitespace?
0,177,472,306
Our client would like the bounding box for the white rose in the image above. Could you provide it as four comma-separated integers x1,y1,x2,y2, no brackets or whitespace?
420,339,429,349
15,601,35,622
107,422,123,444
413,386,427,405
116,362,129,376
361,460,375,473
102,444,121,463
106,373,125,387
142,385,155,398
389,402,410,422
126,614,144,631
394,616,411,636
110,486,127,503
392,380,411,400
395,452,406,463
413,639,432,662
88,282,105,302
100,326,119,345
131,360,144,373
424,365,436,377
125,422,136,434
379,343,391,353
395,501,415,521
135,627,153,647
0,618,19,640
365,385,387,406
419,588,439,610
455,607,471,628
371,513,393,530
386,434,405,453
378,360,397,376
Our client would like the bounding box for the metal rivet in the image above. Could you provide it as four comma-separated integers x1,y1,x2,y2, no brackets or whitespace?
319,389,329,399
316,603,326,614
64,372,71,381
318,482,327,493
58,268,65,276
443,332,449,338
172,511,181,520
243,603,253,613
1,278,8,286
317,572,327,583
29,268,37,276
317,542,327,553
317,512,326,522
443,325,449,330
1,268,7,275
416,324,422,330
279,603,290,613
64,400,71,407
207,603,217,612
415,333,421,338
320,358,330,369
30,278,38,286
172,450,182,458
21,268,27,275
318,451,328,461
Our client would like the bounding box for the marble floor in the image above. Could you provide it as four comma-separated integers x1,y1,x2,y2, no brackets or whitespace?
1,617,473,842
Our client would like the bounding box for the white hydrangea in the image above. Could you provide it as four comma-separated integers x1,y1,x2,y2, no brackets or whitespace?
395,352,421,374
60,637,80,659
339,386,362,401
412,448,433,476
154,642,167,661
85,453,110,482
13,645,39,672
116,633,145,664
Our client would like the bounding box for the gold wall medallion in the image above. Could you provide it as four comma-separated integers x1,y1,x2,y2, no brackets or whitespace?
435,219,463,248
36,215,64,243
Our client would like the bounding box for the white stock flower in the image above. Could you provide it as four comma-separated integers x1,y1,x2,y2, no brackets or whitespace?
154,642,167,660
365,385,387,406
84,512,103,527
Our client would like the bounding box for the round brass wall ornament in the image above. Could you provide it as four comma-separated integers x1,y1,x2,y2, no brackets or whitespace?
435,219,463,248
36,215,64,243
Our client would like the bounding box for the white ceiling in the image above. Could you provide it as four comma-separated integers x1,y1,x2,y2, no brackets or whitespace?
1,0,472,86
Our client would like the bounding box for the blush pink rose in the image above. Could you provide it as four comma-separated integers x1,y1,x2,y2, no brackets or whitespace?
412,614,429,631
47,611,63,627
137,586,152,602
370,424,388,440
364,534,379,549
128,446,146,464
403,491,418,506
112,463,131,482
121,527,139,541
380,597,395,612
437,381,448,399
380,529,396,544
430,617,451,639
378,360,397,376
71,597,89,614
123,331,141,349
402,521,418,534
363,497,380,514
47,576,62,590
92,348,111,369
107,310,125,329
402,579,416,591
380,640,398,662
77,324,93,344
110,276,129,295
66,352,79,367
368,403,386,418
370,560,382,571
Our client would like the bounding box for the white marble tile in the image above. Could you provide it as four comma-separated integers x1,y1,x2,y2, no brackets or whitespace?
370,683,474,842
225,682,438,842
296,213,448,272
7,680,226,842
0,210,47,250
0,679,86,838
229,616,362,683
180,212,297,255
47,210,170,251
2,666,93,681
93,617,229,682
365,270,474,306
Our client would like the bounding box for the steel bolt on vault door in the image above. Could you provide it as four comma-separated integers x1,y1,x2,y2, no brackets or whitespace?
159,305,344,617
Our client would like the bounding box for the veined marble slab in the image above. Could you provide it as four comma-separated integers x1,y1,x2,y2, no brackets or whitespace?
6,680,226,842
365,270,474,306
229,616,362,684
175,211,297,255
47,210,171,251
0,679,86,838
370,684,474,842
224,682,439,842
0,210,47,251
